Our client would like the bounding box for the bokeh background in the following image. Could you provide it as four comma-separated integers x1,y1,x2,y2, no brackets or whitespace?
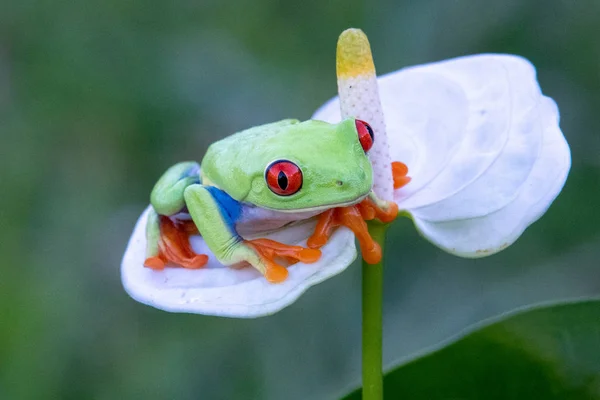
2,1,600,399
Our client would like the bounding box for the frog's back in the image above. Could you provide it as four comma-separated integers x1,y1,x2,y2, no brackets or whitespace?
209,119,300,153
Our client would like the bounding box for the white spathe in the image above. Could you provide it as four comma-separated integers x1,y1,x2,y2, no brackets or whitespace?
313,54,570,256
121,54,570,317
122,207,357,317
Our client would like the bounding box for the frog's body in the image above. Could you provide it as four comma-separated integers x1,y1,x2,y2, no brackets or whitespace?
236,203,323,236
145,118,397,283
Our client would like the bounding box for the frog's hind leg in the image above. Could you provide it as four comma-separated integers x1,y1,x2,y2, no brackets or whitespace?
151,162,201,215
144,208,166,269
144,161,208,270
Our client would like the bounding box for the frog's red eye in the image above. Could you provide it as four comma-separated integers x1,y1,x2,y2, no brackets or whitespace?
265,160,303,196
355,119,374,152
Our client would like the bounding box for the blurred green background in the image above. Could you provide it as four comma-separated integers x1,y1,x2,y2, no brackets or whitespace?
1,1,600,399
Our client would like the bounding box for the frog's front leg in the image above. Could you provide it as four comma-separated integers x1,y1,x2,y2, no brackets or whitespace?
183,185,321,283
359,160,410,221
306,191,398,264
307,161,410,264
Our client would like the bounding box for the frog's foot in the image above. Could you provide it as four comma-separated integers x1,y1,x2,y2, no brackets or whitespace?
307,161,411,264
144,216,208,270
307,206,383,264
144,255,168,270
358,196,399,224
392,161,411,189
245,239,322,283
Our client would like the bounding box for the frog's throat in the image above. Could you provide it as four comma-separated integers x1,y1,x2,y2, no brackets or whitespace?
257,191,371,214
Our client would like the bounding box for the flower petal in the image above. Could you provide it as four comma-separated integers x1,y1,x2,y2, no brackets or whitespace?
411,97,570,256
121,207,357,317
313,54,570,257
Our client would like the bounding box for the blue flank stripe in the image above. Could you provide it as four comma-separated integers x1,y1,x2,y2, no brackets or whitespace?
205,186,242,232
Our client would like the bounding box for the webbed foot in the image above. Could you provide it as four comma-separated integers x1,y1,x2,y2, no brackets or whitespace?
144,216,208,270
307,203,387,264
244,239,321,283
307,161,410,264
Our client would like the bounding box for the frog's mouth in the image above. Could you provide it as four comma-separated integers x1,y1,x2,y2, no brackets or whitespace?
261,191,371,214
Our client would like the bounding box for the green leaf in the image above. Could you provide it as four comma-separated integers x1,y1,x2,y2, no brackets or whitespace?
342,299,600,399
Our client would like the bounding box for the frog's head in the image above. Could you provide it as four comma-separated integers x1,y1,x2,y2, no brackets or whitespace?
202,118,375,212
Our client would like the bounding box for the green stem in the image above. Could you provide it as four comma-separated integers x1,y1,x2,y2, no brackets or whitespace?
362,221,387,400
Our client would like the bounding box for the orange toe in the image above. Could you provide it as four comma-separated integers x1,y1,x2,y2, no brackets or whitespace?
338,205,383,264
308,195,401,265
246,238,322,284
248,239,322,264
361,242,382,265
144,256,166,270
357,201,376,220
297,248,322,263
265,264,289,283
376,201,399,223
392,161,412,189
307,209,336,248
179,254,209,269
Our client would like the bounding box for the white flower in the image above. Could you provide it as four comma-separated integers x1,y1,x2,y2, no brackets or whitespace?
315,54,571,257
121,54,570,318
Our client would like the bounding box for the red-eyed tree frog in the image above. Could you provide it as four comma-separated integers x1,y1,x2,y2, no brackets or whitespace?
144,118,410,283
